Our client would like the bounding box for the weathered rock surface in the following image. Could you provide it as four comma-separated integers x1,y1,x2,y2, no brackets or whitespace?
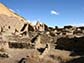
55,36,84,56
0,3,84,63
66,57,84,63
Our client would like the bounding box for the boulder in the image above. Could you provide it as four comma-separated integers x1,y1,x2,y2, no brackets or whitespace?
55,36,84,55
66,57,84,63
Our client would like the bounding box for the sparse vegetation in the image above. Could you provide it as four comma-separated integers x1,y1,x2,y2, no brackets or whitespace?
0,3,83,63
0,47,5,52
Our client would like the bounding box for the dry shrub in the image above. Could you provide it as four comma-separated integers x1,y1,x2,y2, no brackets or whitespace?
0,47,5,52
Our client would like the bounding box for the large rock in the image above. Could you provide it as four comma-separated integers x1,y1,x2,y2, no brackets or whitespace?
0,3,28,33
66,57,84,63
55,36,84,55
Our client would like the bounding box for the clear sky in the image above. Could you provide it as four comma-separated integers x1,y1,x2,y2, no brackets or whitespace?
0,0,84,27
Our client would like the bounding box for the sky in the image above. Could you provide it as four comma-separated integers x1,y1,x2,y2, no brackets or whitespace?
0,0,84,27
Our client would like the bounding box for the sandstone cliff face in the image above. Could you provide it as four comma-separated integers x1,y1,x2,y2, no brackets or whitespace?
0,3,26,22
0,14,25,33
0,3,84,63
0,3,27,33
